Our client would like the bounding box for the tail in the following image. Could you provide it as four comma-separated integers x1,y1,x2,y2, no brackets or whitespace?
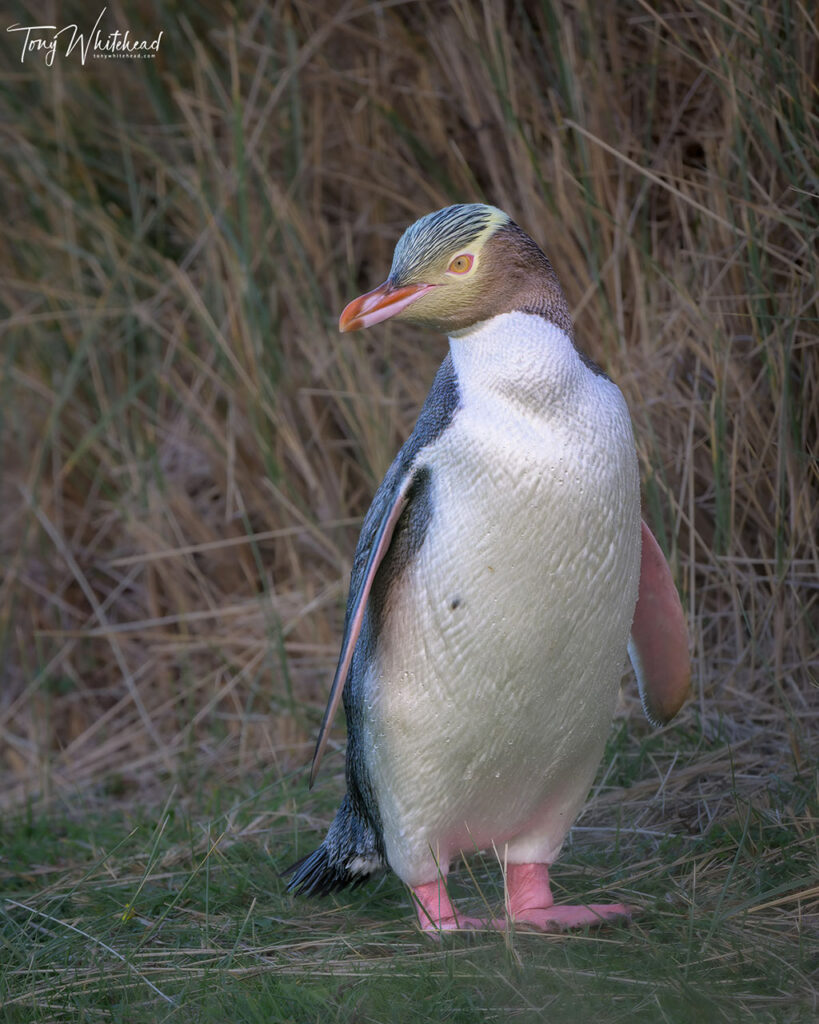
285,794,386,896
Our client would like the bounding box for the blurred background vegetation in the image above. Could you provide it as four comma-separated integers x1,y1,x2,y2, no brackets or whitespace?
0,1,816,1020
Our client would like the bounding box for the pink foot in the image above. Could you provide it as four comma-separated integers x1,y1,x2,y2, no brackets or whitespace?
495,902,634,931
411,879,487,933
496,862,635,932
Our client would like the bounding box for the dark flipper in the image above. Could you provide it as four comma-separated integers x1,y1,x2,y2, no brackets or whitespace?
290,355,461,897
308,354,460,788
309,468,416,787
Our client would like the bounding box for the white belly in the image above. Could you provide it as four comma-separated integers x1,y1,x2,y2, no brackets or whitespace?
361,317,641,885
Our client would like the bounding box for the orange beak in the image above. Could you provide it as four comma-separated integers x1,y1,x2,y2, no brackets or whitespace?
339,280,435,333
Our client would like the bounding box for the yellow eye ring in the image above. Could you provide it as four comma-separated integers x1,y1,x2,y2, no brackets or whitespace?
448,253,474,274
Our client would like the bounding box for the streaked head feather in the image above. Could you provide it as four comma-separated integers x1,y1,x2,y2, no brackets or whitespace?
389,204,509,284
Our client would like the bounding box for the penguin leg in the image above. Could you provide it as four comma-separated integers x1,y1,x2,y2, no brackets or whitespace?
496,863,633,931
411,877,486,932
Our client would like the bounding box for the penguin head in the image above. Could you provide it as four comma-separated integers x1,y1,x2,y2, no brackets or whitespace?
339,204,571,336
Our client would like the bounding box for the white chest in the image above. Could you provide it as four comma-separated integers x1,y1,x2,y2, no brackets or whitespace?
361,314,641,883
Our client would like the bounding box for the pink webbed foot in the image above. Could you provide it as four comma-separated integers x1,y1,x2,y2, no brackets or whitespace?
498,902,634,931
411,879,488,933
496,862,635,932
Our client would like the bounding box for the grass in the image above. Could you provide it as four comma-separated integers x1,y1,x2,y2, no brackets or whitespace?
1,0,817,1020
1,731,815,1022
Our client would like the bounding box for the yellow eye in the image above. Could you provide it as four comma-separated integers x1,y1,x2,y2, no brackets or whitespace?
448,254,474,274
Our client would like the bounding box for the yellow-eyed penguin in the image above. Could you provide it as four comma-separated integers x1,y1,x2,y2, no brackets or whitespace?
287,204,690,931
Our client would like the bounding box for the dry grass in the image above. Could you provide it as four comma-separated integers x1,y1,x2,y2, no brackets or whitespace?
0,0,816,1015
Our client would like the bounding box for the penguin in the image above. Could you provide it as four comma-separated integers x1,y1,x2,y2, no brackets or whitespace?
287,204,690,932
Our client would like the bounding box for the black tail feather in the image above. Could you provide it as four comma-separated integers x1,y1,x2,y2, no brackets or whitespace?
285,794,385,897
284,845,372,897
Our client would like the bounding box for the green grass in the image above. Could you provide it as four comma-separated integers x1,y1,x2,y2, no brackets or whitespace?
1,727,815,1022
1,0,817,1019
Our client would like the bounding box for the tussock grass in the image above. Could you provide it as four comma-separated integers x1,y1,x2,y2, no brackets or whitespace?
0,0,816,1019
